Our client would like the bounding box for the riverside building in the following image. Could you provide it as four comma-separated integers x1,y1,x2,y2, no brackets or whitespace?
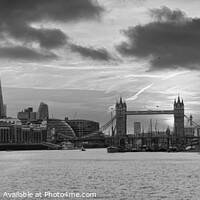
17,102,49,125
64,118,99,137
0,118,47,143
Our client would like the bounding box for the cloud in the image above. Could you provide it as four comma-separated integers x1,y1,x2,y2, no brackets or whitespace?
0,0,104,23
116,6,200,70
150,6,187,23
70,44,114,61
0,0,104,24
6,25,68,49
0,46,57,60
0,0,104,60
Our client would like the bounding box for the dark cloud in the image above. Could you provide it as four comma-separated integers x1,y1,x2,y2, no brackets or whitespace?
7,25,68,49
0,0,104,60
0,46,57,60
0,0,104,23
70,44,114,61
116,6,200,70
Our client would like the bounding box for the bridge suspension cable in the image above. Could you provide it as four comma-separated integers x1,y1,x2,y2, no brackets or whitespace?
184,115,199,127
80,115,117,139
57,133,76,140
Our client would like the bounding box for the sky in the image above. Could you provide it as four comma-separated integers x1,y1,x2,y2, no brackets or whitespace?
0,0,200,133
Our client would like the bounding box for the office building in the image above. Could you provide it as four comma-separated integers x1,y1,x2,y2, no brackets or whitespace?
17,107,37,124
47,118,76,142
65,118,99,137
37,102,49,120
134,122,141,136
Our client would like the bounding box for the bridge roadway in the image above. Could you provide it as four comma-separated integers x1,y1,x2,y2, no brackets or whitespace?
125,110,174,115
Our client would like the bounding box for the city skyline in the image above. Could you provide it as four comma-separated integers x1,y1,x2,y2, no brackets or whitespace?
0,0,200,131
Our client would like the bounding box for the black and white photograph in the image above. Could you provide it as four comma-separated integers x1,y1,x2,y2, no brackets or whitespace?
0,0,200,199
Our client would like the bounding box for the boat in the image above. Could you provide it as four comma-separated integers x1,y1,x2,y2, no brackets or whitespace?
61,142,78,150
131,148,139,152
81,146,86,151
184,146,200,152
167,146,179,152
107,146,119,153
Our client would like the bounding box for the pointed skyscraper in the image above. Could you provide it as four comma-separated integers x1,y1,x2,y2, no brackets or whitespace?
0,78,5,118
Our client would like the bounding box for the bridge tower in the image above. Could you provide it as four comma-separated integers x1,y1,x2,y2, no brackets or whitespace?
174,96,184,138
115,97,127,137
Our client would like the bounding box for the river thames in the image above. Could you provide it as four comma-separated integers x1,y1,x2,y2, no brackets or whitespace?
0,149,200,200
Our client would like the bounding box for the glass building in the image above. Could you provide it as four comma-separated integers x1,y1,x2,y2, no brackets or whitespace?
37,102,49,120
47,119,76,142
65,118,99,137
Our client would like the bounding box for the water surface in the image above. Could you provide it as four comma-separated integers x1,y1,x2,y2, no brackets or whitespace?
0,149,200,199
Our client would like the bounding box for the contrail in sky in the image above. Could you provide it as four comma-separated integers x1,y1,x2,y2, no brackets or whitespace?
126,83,154,101
161,71,189,80
125,71,188,101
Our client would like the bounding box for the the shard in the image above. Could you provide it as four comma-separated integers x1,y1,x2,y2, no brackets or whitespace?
0,79,5,118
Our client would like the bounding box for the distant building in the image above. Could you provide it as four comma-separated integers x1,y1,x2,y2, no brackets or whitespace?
64,118,99,137
18,102,49,124
184,127,195,136
18,107,37,124
37,102,49,120
184,126,200,136
0,119,47,143
47,118,76,142
0,79,5,118
47,127,55,142
0,118,22,125
134,122,141,136
3,104,7,117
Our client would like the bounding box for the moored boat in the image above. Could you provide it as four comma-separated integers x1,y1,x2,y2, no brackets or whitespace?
61,142,78,150
107,146,119,153
81,146,86,151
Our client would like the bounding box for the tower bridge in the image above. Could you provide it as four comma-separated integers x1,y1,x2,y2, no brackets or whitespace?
79,96,199,148
80,96,185,140
115,96,184,137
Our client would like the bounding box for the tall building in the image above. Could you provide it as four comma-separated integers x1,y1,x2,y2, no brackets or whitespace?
174,96,184,136
37,102,49,120
3,104,7,117
0,79,5,118
64,118,99,137
134,122,141,136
